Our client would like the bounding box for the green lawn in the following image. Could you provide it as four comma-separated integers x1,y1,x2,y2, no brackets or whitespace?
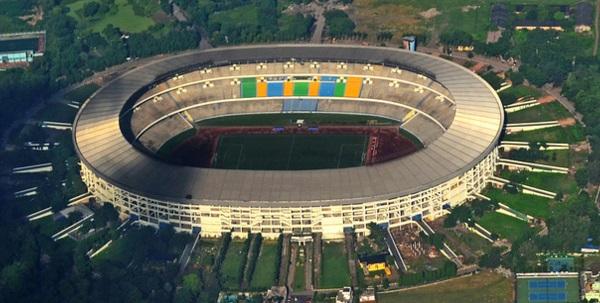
503,148,572,167
478,212,531,243
64,83,100,103
67,0,155,33
250,241,279,290
499,170,578,195
31,216,68,238
213,134,368,170
499,85,542,106
404,254,448,273
220,240,247,290
484,187,553,219
196,113,399,127
377,271,512,303
320,242,351,289
536,149,571,167
156,128,196,157
507,102,572,124
293,249,306,291
190,239,220,271
444,228,492,257
34,103,78,123
504,125,585,144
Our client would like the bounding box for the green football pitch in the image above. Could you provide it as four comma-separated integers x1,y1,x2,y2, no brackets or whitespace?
212,133,368,170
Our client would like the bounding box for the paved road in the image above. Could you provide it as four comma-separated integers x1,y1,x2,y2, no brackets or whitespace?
278,234,291,285
312,233,322,288
310,5,325,43
418,46,514,72
344,232,358,287
594,0,600,56
304,243,313,290
287,243,298,290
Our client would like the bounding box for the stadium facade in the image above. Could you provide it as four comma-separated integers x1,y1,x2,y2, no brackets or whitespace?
74,45,504,239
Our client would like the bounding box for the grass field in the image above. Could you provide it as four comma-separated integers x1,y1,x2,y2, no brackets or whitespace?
34,103,77,123
507,102,572,124
156,128,196,157
377,270,512,303
504,148,574,168
499,170,578,195
293,248,306,291
484,187,553,219
504,125,585,144
499,85,542,106
320,242,351,289
351,0,582,44
67,0,155,33
191,239,220,270
478,212,531,243
444,228,492,257
64,83,100,103
535,149,571,167
213,134,368,170
584,255,600,272
250,241,278,290
220,240,247,290
196,113,399,127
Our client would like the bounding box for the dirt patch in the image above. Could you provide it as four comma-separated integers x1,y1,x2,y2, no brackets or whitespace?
537,95,556,104
461,5,480,13
572,141,590,153
152,11,173,24
18,6,44,26
350,0,425,43
419,7,441,19
470,62,487,73
559,117,576,127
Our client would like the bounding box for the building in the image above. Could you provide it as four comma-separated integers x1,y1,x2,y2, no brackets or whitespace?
516,272,581,303
574,1,593,33
335,287,353,303
358,253,389,273
0,31,45,67
73,45,503,240
491,4,510,28
583,272,600,302
358,288,376,303
514,20,564,31
402,36,417,51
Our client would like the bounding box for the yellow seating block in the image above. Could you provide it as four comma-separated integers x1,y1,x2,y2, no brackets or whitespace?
283,81,294,96
344,76,362,98
257,81,268,97
309,78,320,96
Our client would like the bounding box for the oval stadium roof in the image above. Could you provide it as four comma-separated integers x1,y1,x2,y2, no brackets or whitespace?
73,44,504,207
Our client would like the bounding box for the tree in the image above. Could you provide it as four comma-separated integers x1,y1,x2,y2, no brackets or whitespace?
443,205,472,227
0,261,32,298
479,247,503,268
509,71,525,86
83,2,101,17
182,273,202,296
382,278,390,289
324,10,355,37
576,168,589,188
553,11,565,21
367,222,387,251
440,30,473,46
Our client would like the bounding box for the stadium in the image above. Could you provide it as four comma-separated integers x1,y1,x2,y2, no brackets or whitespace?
73,44,504,239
